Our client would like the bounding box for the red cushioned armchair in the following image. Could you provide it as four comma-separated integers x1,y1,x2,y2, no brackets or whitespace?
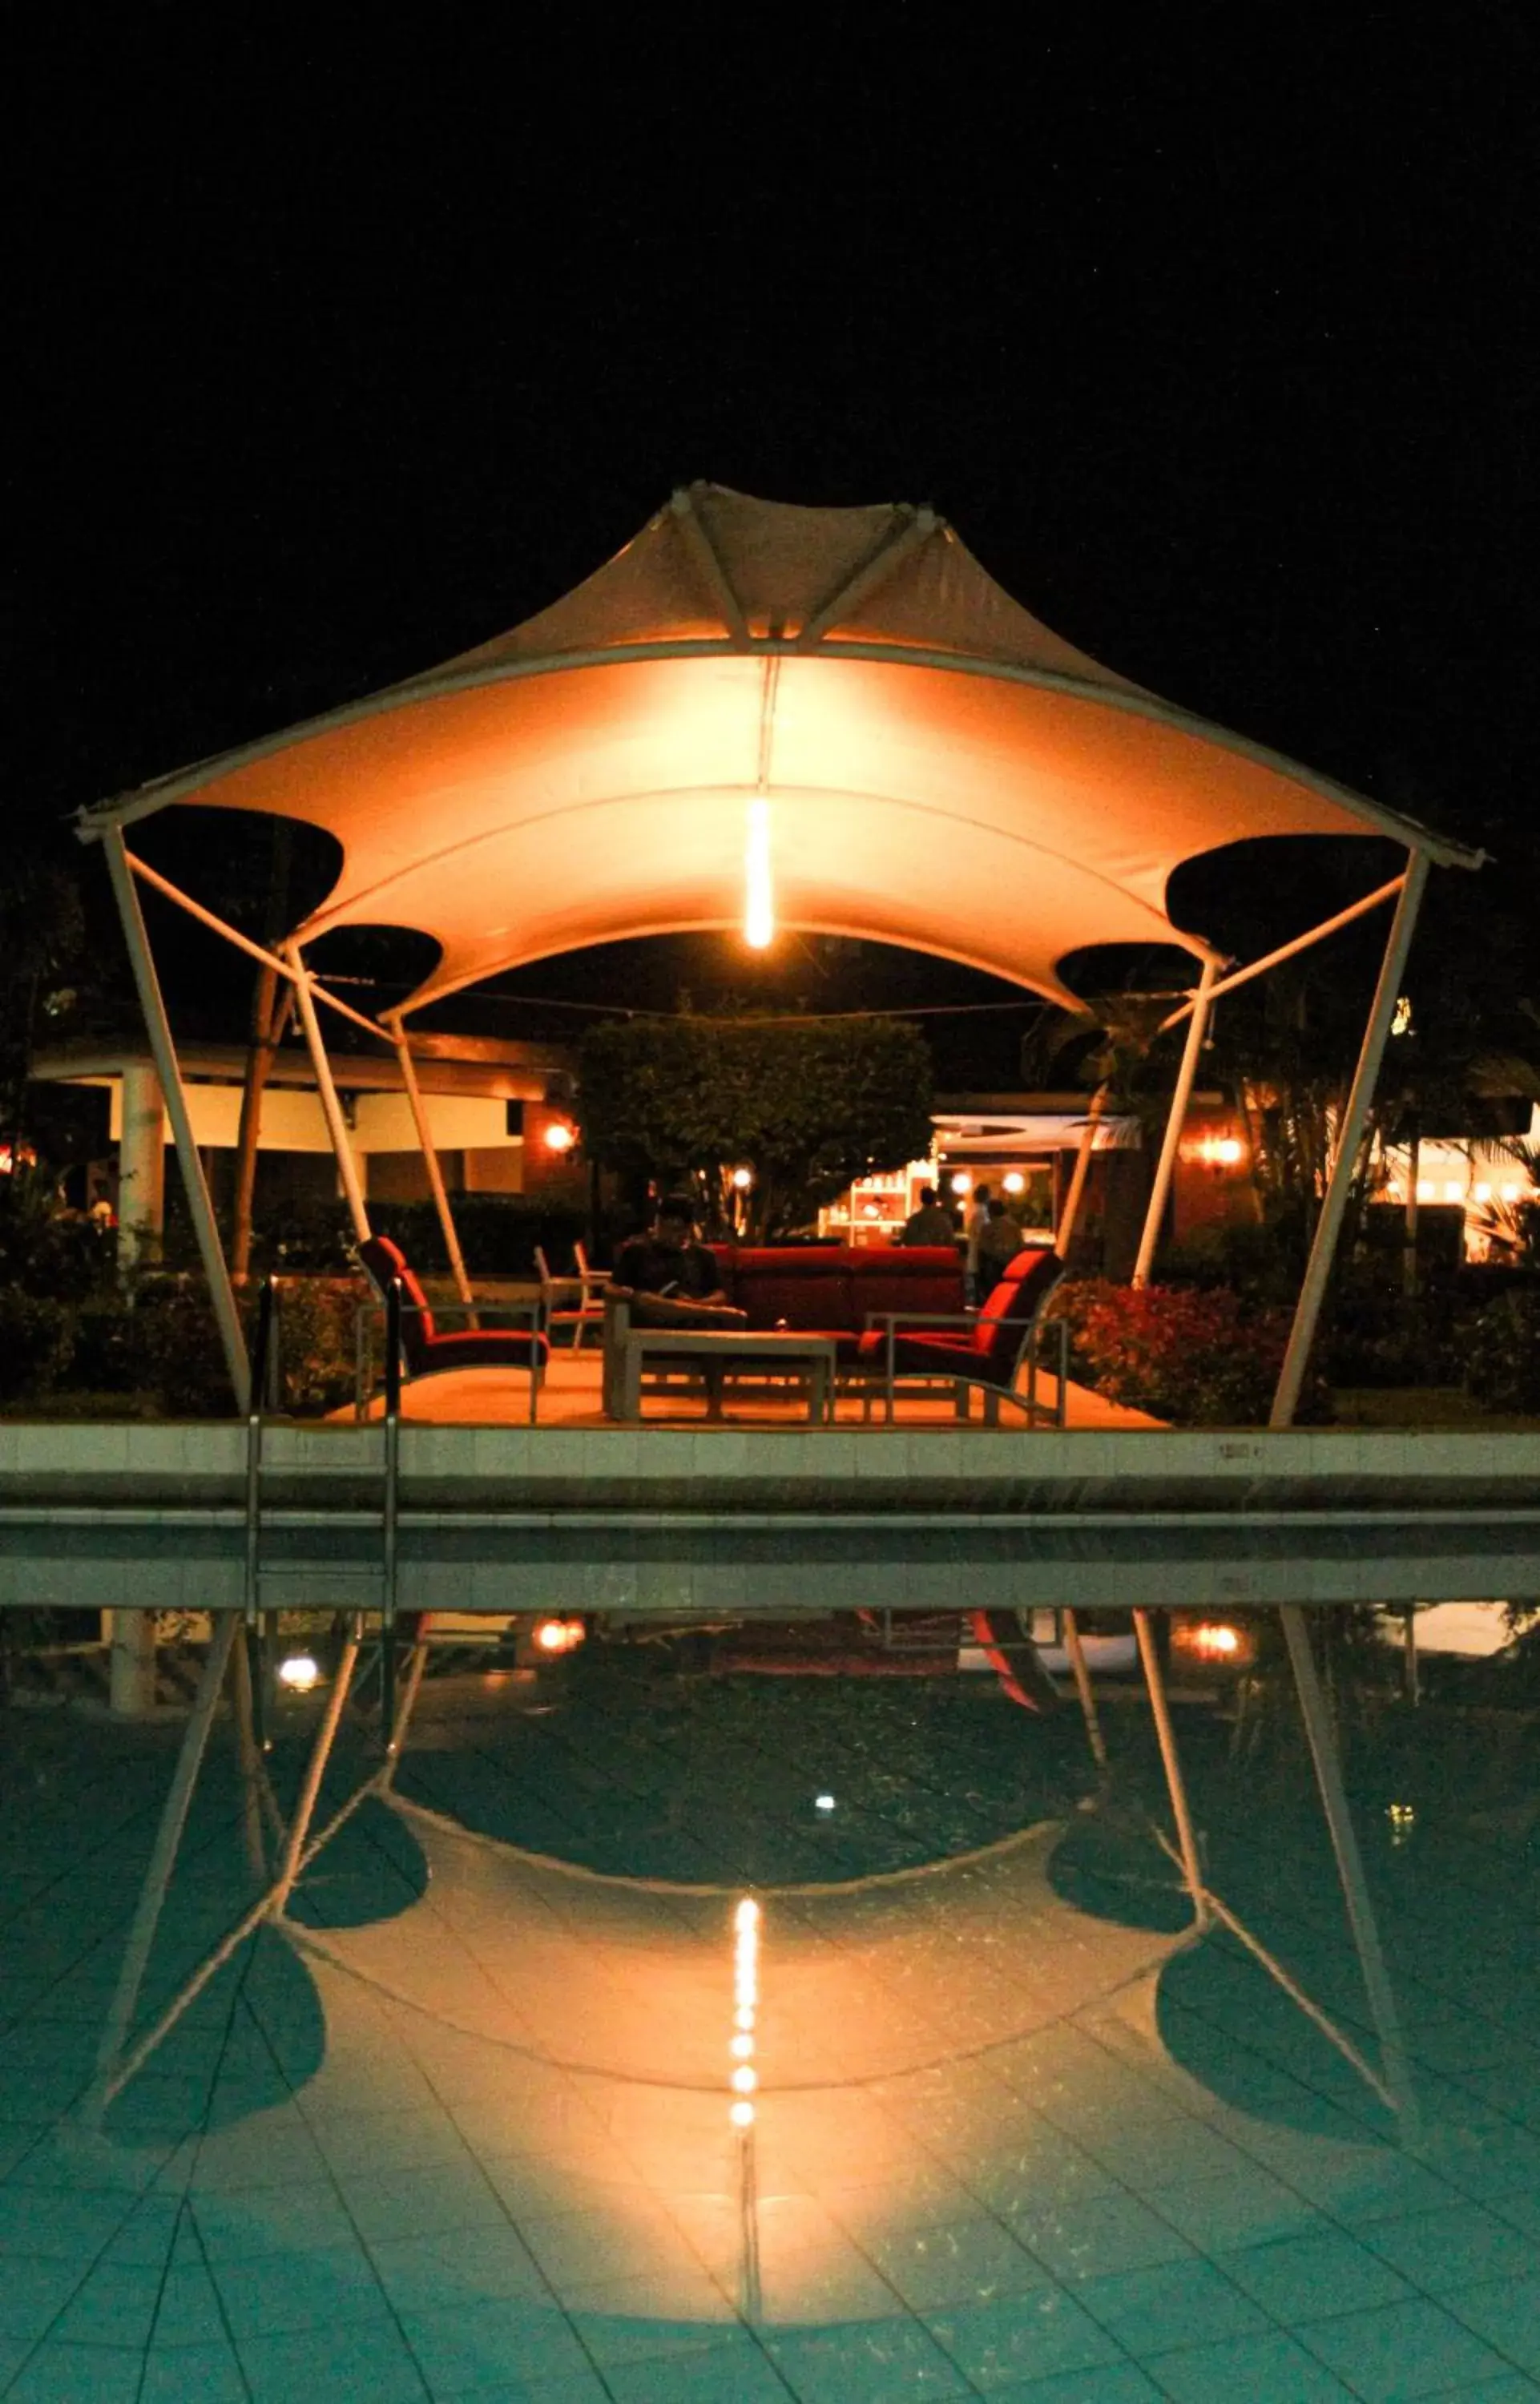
853,1246,1068,1425
358,1235,550,1422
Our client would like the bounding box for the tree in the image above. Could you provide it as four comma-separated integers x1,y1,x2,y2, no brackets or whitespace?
577,1013,935,1239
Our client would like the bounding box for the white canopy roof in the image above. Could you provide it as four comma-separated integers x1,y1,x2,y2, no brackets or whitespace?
87,484,1476,1014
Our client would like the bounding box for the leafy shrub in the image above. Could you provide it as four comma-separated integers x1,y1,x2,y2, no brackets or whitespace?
268,1277,356,1415
1046,1277,1316,1426
126,1279,240,1416
0,1289,75,1400
1157,1220,1304,1305
1464,1288,1540,1414
0,1168,118,1302
1323,1287,1463,1387
367,1196,587,1276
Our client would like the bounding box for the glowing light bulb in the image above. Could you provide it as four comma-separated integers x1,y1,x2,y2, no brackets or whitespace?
730,2099,755,2128
1002,1172,1026,1196
731,2064,758,2095
542,1122,575,1153
731,2032,754,2059
735,2006,754,2031
815,1794,835,1812
1443,1180,1463,1204
744,799,774,949
1473,1183,1492,1204
278,1654,320,1692
732,1166,753,1190
950,1172,972,1196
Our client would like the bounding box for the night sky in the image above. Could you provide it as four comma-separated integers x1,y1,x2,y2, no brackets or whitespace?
12,11,1538,1085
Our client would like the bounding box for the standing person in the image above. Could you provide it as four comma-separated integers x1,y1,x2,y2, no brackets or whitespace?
611,1194,728,1304
964,1180,992,1302
976,1198,1026,1296
899,1183,957,1246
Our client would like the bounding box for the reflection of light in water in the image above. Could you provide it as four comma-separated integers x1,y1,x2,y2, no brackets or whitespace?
730,1896,762,2317
1379,1602,1514,1658
731,1896,760,2125
1388,1801,1417,1846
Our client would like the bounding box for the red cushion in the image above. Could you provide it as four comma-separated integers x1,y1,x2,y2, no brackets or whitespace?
970,1248,1064,1356
360,1234,438,1365
856,1250,966,1323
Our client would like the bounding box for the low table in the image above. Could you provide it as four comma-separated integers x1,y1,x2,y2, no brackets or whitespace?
609,1327,839,1423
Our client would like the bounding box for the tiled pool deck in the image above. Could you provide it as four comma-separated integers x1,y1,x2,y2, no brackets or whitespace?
1,1661,1536,2401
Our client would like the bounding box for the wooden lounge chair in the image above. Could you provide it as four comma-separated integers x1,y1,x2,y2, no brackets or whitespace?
853,1246,1068,1424
358,1234,550,1418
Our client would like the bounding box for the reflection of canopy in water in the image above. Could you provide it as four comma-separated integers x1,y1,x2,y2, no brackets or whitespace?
78,482,1480,1427
83,482,1474,1015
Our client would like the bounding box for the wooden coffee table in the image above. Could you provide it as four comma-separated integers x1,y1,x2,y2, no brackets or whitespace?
611,1327,838,1423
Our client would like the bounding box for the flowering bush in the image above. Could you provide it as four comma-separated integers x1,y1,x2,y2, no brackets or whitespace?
1046,1278,1312,1426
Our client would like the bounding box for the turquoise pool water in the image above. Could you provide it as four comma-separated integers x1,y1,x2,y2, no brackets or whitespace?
0,1623,1535,2401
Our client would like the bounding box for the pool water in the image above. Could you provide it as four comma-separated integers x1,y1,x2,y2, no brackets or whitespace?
0,1624,1536,2402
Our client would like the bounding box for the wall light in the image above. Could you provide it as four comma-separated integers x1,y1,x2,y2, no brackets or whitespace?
1002,1171,1026,1196
533,1616,586,1655
949,1172,972,1196
542,1121,576,1154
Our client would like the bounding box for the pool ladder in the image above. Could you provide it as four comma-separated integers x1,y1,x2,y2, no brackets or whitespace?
243,1274,403,1745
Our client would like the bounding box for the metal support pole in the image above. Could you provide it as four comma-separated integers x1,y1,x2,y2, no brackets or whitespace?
285,942,371,1244
103,829,250,1411
1056,1083,1107,1260
229,1615,267,1882
1133,959,1220,1288
87,1615,240,2117
1132,1609,1207,1926
1271,850,1431,1427
377,1639,429,1793
1061,1609,1108,1773
1279,1604,1417,2126
269,1626,361,1917
380,1282,401,1748
1403,1605,1420,1708
386,1015,475,1311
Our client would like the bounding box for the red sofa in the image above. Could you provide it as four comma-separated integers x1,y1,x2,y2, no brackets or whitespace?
706,1244,964,1365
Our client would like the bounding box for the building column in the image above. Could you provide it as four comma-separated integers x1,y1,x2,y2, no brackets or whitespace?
117,1064,165,1273
108,1607,158,1717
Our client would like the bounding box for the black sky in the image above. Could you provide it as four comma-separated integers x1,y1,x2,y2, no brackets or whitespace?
11,9,1538,1075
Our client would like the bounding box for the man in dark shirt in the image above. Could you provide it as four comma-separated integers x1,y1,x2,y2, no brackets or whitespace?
612,1196,728,1302
900,1183,959,1247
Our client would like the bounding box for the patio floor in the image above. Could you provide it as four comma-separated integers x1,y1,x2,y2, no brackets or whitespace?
352,1349,1166,1430
2,1657,1535,2401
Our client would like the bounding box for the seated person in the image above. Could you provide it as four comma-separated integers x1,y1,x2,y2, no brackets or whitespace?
900,1183,960,1247
611,1195,729,1305
976,1197,1026,1292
